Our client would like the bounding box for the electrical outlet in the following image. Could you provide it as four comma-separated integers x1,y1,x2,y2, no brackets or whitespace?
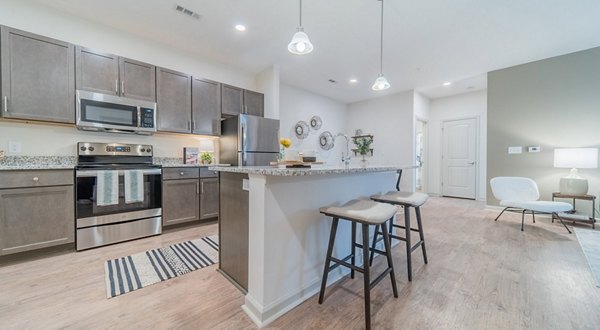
508,146,522,154
8,141,22,154
528,146,541,153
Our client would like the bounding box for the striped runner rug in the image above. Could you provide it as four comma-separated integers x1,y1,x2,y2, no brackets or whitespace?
104,235,219,298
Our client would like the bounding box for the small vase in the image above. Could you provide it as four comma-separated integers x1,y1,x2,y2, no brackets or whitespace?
361,154,368,166
278,147,285,162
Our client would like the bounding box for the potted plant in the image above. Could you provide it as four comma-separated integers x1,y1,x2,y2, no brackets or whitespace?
353,135,373,162
200,152,213,165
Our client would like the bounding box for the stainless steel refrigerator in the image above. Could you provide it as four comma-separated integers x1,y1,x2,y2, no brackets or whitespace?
220,114,280,166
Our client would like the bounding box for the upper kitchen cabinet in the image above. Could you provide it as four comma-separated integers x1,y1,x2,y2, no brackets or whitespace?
221,84,243,116
0,27,75,123
243,89,264,117
75,47,156,101
156,67,192,133
192,77,221,136
221,84,264,118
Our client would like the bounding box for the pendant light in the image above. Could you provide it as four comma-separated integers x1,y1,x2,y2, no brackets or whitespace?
372,0,390,90
288,0,314,55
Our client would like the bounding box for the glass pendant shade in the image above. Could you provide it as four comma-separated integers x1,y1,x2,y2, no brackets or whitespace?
288,28,313,55
371,74,390,91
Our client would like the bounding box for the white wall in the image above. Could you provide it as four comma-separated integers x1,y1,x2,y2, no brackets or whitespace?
428,90,487,200
279,84,347,165
256,65,280,120
346,90,415,191
0,0,257,158
413,92,431,190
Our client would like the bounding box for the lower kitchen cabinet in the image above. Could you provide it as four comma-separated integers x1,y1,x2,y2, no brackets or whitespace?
0,170,74,256
200,178,219,219
162,177,200,227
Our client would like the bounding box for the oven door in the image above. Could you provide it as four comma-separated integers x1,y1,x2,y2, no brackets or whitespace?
75,168,162,228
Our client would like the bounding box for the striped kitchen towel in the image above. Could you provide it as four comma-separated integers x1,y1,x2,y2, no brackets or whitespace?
96,170,119,206
124,170,144,204
104,235,219,298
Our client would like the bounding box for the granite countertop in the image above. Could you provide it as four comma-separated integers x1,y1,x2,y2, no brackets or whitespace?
0,156,228,171
209,165,410,177
154,157,228,168
0,156,77,170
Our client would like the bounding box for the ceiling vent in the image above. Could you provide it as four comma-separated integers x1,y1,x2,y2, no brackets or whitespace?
174,4,201,20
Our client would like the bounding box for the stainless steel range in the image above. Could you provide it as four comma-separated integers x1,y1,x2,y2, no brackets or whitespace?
75,142,162,251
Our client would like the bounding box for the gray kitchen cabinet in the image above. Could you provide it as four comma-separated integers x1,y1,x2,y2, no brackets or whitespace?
162,168,199,227
157,67,192,134
0,27,75,124
0,170,74,256
200,177,219,219
243,89,264,117
221,84,243,116
76,46,155,101
119,57,156,101
192,77,221,136
221,84,264,118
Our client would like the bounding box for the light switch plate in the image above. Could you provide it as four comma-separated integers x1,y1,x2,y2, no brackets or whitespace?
528,146,541,153
508,146,522,154
242,179,249,191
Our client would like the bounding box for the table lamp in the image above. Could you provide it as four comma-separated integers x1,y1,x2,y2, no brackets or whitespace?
553,148,598,195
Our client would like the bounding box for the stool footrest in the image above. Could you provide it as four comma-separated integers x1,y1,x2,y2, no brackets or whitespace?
410,240,424,253
391,223,420,232
369,267,393,290
329,256,364,273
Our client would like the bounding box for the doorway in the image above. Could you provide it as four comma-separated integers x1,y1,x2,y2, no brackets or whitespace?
415,119,427,192
441,117,477,199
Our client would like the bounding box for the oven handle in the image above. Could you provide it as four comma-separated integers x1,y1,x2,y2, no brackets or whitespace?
76,168,162,177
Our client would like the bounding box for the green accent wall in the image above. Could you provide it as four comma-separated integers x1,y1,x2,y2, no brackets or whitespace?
487,47,600,205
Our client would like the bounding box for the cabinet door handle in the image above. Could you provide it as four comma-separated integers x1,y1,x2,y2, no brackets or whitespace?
192,120,195,131
115,79,119,95
187,121,191,131
201,181,204,194
244,105,248,114
180,172,184,176
196,182,200,195
3,96,7,112
32,177,39,182
121,81,125,95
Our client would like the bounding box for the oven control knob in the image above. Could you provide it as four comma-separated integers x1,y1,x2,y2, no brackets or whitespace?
80,146,87,151
146,148,152,153
88,146,95,152
140,148,146,152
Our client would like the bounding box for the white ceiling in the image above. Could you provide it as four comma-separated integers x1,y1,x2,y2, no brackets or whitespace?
31,0,600,103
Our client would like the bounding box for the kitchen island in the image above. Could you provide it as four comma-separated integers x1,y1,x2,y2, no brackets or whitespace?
210,165,405,327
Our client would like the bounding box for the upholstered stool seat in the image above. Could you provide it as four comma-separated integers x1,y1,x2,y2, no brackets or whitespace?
318,199,399,330
371,191,429,281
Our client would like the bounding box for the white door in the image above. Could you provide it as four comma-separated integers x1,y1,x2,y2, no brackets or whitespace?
442,118,477,199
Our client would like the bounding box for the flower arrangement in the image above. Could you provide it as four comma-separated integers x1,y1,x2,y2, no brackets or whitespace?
353,136,373,156
200,152,213,164
278,137,292,162
280,138,292,149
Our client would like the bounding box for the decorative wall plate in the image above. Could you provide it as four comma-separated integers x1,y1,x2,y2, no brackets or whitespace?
319,131,334,150
294,121,309,139
310,116,322,130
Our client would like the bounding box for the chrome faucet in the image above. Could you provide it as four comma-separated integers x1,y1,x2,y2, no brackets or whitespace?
335,133,351,166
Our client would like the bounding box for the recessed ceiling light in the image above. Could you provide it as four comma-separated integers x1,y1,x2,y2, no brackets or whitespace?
349,78,358,83
443,82,452,86
235,24,246,32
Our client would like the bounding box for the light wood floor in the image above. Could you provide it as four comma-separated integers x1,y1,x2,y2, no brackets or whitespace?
1,197,599,329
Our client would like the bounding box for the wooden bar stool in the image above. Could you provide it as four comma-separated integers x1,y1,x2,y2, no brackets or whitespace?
319,199,399,330
371,191,429,281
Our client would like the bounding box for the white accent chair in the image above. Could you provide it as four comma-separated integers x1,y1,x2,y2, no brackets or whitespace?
490,177,573,233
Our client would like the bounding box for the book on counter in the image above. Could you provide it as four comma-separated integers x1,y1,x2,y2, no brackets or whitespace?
184,147,199,164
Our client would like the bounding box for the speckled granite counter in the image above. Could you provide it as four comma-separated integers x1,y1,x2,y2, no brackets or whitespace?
153,157,227,168
0,156,77,170
209,165,403,176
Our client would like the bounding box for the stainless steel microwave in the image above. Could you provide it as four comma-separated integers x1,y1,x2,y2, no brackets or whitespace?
76,90,157,135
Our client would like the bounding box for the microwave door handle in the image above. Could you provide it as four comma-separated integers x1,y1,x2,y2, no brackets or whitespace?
137,107,141,128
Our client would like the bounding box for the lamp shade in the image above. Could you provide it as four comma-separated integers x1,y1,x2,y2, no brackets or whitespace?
553,148,598,169
287,29,313,55
371,74,390,91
